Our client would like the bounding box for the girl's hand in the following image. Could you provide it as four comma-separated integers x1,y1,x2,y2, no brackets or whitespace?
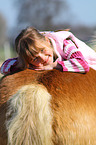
34,63,55,71
34,61,62,71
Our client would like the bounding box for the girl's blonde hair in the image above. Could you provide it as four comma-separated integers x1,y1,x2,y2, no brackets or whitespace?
15,27,53,68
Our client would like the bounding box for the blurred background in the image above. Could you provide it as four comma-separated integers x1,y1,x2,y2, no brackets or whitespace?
0,0,96,65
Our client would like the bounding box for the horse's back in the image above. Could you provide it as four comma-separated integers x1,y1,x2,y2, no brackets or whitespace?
47,69,96,144
40,69,96,144
0,68,96,145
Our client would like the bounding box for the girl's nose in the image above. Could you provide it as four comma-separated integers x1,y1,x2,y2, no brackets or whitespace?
38,53,45,62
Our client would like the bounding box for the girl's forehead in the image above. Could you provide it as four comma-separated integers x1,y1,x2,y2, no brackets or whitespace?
35,38,50,47
29,38,52,55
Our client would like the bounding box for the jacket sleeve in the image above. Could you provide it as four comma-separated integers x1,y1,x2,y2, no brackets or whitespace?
63,31,79,48
57,39,89,73
0,57,18,75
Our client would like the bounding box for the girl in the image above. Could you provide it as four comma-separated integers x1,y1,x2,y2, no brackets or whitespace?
0,26,96,75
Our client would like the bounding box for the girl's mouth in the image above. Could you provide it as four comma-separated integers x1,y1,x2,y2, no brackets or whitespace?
43,56,49,64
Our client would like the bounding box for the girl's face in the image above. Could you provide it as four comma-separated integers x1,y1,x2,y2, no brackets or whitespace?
29,46,53,67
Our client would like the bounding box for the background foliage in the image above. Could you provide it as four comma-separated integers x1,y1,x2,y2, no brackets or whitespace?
0,0,96,63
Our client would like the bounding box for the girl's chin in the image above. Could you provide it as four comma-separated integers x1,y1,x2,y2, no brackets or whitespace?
37,64,44,67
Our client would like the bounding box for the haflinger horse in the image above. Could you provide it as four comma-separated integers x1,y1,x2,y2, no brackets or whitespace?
0,68,96,145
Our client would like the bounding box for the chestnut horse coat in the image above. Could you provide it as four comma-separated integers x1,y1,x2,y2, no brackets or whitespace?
0,68,96,145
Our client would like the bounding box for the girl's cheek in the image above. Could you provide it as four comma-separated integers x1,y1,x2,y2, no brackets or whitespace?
32,61,42,67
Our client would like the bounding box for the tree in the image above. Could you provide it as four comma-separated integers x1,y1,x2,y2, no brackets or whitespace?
15,0,69,30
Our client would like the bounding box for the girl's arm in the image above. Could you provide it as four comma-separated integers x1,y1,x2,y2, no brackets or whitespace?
42,30,79,48
33,39,89,73
55,39,89,73
65,32,79,48
0,57,24,75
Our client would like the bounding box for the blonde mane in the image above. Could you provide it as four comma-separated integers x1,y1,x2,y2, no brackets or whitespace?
6,84,53,145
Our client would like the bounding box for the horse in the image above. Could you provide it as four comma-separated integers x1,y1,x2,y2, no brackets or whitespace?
0,68,96,145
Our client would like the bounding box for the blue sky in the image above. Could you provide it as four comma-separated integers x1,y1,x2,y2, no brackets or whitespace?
0,0,96,30
0,0,17,29
67,0,96,26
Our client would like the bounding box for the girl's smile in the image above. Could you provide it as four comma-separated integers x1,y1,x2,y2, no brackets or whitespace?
29,48,53,67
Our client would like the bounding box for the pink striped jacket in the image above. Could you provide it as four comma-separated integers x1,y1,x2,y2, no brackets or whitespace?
1,30,95,75
43,31,96,70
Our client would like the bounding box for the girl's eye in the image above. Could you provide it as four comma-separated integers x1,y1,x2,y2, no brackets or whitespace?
33,57,38,61
41,49,44,52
